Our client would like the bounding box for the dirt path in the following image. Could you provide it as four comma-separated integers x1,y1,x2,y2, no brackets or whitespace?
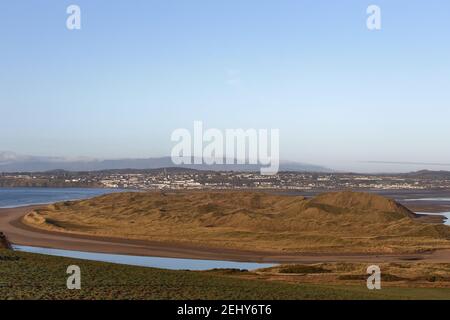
1,206,449,263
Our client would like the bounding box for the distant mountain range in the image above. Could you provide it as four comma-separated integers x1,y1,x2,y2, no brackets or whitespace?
402,169,450,179
0,151,332,173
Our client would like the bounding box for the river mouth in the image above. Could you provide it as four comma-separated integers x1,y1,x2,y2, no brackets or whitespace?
1,188,276,270
402,196,450,226
12,245,275,271
4,189,450,269
415,212,450,225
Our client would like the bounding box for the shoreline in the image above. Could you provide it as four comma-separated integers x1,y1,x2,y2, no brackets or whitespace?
0,187,126,210
1,205,450,264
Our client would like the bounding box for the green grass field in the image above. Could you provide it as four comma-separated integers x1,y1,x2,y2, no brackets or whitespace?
1,249,449,300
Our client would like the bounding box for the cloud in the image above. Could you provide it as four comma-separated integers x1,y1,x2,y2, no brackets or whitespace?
361,161,450,167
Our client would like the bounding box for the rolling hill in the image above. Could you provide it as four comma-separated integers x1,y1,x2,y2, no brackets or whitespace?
24,191,450,254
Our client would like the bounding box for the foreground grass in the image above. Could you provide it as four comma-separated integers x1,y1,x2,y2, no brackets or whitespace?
1,250,449,300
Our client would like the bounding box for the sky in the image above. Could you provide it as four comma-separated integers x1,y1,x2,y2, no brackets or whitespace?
1,0,450,172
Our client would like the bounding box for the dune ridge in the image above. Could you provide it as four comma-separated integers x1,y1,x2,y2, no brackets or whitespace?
23,191,450,254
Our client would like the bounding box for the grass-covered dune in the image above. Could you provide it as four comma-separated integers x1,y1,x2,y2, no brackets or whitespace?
24,191,450,254
1,249,450,300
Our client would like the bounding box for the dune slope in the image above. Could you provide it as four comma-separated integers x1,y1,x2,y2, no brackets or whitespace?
23,191,450,254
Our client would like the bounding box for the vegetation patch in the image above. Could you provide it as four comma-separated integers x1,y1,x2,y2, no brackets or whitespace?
2,249,450,300
338,274,406,282
278,265,331,274
0,232,11,250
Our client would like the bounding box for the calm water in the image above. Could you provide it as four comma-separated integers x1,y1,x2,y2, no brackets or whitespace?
416,212,450,226
403,196,450,226
404,198,450,202
0,187,121,208
13,245,274,271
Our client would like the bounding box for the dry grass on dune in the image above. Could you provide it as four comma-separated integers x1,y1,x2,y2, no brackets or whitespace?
254,262,450,289
23,191,450,254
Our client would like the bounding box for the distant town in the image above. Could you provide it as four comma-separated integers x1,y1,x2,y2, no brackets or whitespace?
1,168,450,191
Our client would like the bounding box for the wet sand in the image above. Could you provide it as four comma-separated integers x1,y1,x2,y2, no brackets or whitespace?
1,205,450,264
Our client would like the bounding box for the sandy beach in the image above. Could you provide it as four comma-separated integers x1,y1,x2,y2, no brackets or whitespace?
1,205,450,264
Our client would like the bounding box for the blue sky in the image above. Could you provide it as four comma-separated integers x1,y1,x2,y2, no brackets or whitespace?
1,0,450,172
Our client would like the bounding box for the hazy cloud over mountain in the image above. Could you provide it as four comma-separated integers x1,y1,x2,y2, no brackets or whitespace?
0,152,331,173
